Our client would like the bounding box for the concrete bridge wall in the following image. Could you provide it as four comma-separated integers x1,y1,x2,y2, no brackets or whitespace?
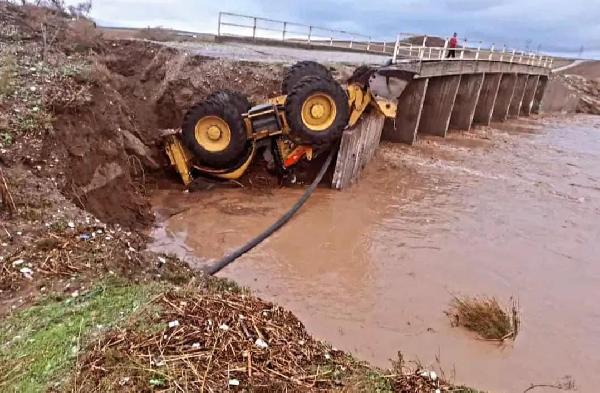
333,60,556,189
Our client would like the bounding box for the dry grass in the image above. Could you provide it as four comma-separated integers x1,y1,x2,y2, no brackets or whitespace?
448,295,520,341
135,27,177,42
0,54,16,97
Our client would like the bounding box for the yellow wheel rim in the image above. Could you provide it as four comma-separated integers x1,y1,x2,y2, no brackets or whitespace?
194,116,231,152
301,93,337,132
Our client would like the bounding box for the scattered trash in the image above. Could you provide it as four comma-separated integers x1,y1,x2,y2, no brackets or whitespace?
78,233,91,241
228,379,240,386
67,221,75,228
20,267,33,279
12,259,25,266
191,342,200,349
255,338,268,349
158,256,167,265
219,324,229,331
149,378,164,386
168,320,180,328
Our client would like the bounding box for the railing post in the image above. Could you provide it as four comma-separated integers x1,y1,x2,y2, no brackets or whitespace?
307,25,312,44
367,37,371,51
460,38,466,59
392,34,400,64
330,36,333,46
476,41,481,60
349,35,353,48
549,58,553,68
282,21,286,41
500,45,506,61
383,41,386,53
489,44,495,61
510,49,515,63
409,43,413,57
252,17,257,40
441,38,448,60
428,46,432,59
217,12,222,37
519,51,523,63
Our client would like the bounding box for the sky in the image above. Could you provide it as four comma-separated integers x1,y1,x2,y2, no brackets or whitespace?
66,0,600,59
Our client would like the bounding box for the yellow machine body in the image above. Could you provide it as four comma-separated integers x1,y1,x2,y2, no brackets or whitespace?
165,83,398,186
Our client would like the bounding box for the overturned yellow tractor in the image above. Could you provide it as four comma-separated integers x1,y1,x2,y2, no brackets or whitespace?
165,61,412,185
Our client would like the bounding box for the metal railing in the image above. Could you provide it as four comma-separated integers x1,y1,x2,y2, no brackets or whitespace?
217,12,395,55
217,12,552,68
392,36,553,68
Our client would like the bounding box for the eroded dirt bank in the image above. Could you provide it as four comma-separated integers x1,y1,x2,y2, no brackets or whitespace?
151,115,600,393
2,2,307,228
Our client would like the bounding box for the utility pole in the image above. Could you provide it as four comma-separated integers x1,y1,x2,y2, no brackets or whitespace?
578,45,584,58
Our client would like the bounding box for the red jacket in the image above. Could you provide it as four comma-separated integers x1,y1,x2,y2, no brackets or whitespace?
449,37,458,48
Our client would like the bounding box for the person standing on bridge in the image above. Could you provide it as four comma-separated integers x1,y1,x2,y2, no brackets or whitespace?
446,32,458,58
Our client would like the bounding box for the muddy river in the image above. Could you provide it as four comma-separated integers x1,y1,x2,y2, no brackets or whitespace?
150,115,600,393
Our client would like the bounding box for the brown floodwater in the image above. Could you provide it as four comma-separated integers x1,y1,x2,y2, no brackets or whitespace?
149,114,600,393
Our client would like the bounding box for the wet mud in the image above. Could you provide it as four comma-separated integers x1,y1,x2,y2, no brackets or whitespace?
150,114,600,392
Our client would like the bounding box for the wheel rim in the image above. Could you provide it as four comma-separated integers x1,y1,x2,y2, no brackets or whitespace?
300,93,337,132
194,116,232,152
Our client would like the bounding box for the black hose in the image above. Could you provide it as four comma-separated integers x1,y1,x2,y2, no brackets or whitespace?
204,148,335,276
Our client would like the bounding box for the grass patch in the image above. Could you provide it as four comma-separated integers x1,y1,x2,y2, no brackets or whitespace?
0,55,16,98
448,295,520,341
0,280,162,392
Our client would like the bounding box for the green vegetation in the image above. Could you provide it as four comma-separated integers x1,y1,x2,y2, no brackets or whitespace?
0,280,162,392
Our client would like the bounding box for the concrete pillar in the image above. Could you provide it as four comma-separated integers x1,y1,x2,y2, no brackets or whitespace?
381,78,429,145
473,73,502,126
520,75,540,116
449,73,484,131
418,75,461,137
508,74,529,118
531,76,548,114
492,73,517,122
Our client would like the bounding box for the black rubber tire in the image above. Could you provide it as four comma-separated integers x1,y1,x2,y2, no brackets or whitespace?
284,75,349,146
181,100,248,168
206,89,251,116
282,61,333,94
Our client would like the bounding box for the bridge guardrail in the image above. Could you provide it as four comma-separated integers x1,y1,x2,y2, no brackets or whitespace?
392,36,553,68
217,12,396,55
218,12,552,68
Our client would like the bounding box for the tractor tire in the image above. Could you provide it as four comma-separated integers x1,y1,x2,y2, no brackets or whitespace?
181,99,248,168
206,89,251,116
284,75,349,146
282,61,333,94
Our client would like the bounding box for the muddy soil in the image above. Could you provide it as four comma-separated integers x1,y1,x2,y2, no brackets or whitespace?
151,114,600,393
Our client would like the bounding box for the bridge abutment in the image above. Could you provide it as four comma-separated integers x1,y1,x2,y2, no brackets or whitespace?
418,75,461,137
473,73,502,126
381,78,429,144
520,75,540,116
492,73,518,121
449,73,485,131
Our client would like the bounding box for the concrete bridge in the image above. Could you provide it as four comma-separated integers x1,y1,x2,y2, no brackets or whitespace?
381,59,550,144
332,58,551,189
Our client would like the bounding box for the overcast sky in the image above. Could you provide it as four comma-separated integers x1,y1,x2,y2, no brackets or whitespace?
68,0,600,58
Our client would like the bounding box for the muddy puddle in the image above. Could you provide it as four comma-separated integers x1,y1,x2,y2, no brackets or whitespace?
150,114,600,392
